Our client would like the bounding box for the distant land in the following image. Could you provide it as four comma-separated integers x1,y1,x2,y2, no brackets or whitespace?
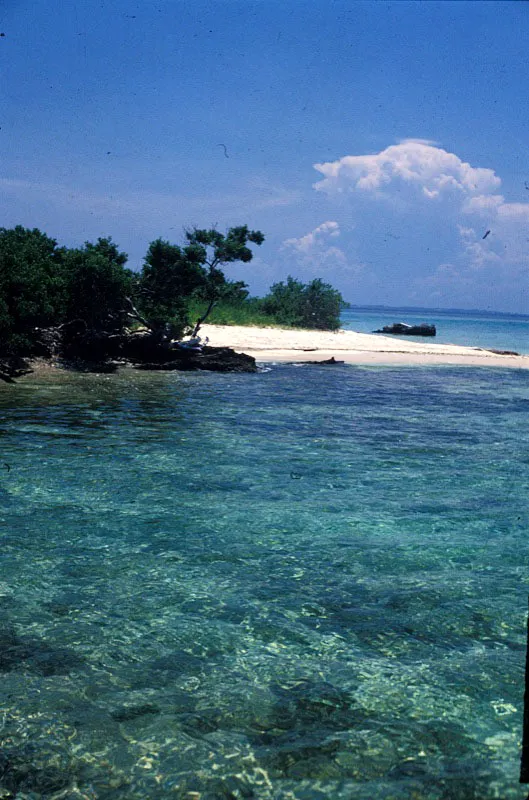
344,305,529,320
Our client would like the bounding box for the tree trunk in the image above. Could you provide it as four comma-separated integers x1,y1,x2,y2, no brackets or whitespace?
192,299,216,338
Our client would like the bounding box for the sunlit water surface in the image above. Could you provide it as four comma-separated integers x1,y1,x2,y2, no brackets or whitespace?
0,364,528,799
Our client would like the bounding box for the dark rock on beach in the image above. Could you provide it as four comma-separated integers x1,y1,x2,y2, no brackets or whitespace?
1,327,258,376
0,357,33,383
134,345,257,373
374,322,436,336
486,348,519,356
67,330,257,372
303,356,344,365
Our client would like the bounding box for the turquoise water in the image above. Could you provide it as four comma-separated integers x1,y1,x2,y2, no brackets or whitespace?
341,307,529,354
1,363,529,799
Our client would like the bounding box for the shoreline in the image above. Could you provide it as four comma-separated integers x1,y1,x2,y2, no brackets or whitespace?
200,324,529,369
3,324,528,384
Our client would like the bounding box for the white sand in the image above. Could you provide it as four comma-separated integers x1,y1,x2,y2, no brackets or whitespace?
200,324,529,369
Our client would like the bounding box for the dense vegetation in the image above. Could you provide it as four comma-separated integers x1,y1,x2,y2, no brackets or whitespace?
261,276,344,331
0,225,347,357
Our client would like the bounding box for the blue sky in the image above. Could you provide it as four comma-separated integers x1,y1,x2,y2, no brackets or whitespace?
2,0,529,311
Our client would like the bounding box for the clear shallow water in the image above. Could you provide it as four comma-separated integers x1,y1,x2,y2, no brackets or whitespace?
0,365,528,799
341,307,529,354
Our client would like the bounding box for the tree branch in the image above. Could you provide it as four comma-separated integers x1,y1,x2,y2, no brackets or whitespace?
191,298,216,337
124,297,151,330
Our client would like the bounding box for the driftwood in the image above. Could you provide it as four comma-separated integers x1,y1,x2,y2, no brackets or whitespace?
0,359,33,383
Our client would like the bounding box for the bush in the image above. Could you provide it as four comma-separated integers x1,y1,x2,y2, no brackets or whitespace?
261,276,345,330
62,238,132,334
0,226,65,354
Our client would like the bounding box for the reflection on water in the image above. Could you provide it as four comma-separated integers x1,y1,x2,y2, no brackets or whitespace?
0,364,527,798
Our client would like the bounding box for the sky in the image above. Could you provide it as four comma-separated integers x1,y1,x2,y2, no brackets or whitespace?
2,0,529,312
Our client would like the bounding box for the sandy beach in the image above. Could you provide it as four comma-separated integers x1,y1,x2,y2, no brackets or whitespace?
200,324,529,368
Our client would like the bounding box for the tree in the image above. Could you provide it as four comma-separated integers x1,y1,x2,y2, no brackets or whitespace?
134,238,206,339
303,278,345,330
0,226,65,354
262,276,345,331
184,226,264,335
61,237,132,334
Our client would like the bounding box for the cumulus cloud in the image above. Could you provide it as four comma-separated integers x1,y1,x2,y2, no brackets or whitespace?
462,194,505,214
397,138,441,147
461,199,529,267
312,140,529,294
283,220,341,254
313,141,501,198
457,224,502,270
497,202,529,222
282,221,364,282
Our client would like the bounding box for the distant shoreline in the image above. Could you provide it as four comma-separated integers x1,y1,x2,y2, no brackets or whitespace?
343,304,529,320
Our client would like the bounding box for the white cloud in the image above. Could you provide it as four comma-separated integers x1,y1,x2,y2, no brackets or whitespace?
313,141,501,198
281,221,364,283
312,141,529,291
397,138,441,147
283,220,341,254
460,199,529,267
497,202,529,222
462,194,505,214
457,225,501,270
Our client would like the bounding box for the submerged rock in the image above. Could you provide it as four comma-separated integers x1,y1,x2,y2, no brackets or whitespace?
0,746,72,797
0,623,84,675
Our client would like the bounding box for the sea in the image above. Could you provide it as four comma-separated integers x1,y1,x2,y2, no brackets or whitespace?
0,308,528,799
341,306,529,355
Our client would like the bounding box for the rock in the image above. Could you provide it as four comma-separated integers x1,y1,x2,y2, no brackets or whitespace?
2,329,258,376
198,346,257,372
373,322,436,336
57,327,257,372
135,345,257,373
32,327,62,358
303,357,344,365
0,357,33,383
60,327,124,362
486,348,519,356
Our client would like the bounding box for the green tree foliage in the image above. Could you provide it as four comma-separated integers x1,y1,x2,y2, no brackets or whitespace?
0,224,266,356
0,222,348,360
184,226,264,334
136,238,206,338
0,226,65,353
261,276,345,330
61,237,132,334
